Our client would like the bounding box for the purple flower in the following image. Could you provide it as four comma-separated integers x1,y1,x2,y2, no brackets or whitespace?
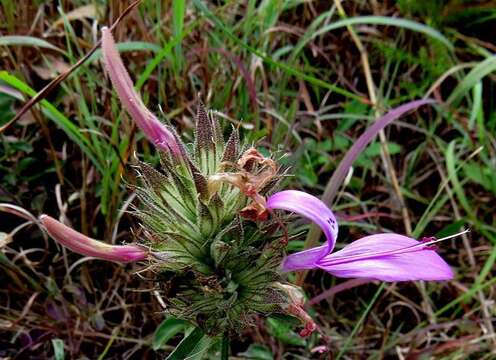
101,27,183,157
266,190,454,281
40,215,148,263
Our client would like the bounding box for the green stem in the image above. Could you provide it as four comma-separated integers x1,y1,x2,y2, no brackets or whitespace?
221,333,229,360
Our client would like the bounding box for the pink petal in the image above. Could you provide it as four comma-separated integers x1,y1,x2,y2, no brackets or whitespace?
316,234,454,281
101,27,181,156
40,215,148,263
281,244,328,272
266,190,338,271
323,99,435,205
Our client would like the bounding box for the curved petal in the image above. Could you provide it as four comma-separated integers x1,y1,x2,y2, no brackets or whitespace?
323,99,435,205
266,190,338,271
101,27,182,156
316,233,453,281
281,244,328,272
40,215,148,263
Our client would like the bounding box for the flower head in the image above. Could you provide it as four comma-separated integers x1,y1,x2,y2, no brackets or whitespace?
42,30,290,332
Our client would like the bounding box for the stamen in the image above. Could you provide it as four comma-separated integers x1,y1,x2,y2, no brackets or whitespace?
419,229,470,248
408,229,470,252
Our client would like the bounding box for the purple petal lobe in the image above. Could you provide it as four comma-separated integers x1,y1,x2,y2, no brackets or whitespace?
266,190,338,271
316,233,454,281
101,27,181,156
40,215,148,263
281,245,328,272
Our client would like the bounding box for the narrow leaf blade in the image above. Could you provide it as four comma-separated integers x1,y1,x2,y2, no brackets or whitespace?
153,318,188,350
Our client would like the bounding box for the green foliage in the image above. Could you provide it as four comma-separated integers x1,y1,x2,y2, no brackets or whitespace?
153,318,189,350
266,316,306,346
165,327,212,360
239,344,274,360
397,0,446,24
0,35,66,53
51,338,65,360
1,0,496,358
448,56,496,105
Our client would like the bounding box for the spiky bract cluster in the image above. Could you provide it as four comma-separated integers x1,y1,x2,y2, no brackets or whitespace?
133,104,291,334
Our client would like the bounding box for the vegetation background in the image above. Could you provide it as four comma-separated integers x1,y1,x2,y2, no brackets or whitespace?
1,0,495,358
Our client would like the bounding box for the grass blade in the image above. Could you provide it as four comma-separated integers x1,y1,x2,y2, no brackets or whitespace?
153,318,188,350
86,41,162,63
0,35,66,54
51,338,65,360
172,0,186,72
336,283,385,360
311,16,453,50
447,55,496,105
192,0,364,102
166,327,212,360
0,71,103,173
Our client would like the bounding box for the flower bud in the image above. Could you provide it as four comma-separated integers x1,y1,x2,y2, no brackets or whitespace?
101,27,184,158
40,215,148,263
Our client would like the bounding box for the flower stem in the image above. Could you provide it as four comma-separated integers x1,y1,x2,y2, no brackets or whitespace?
221,333,229,360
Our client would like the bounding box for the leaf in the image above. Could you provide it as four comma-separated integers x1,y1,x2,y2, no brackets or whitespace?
266,317,305,346
32,56,71,80
51,4,104,28
445,141,471,212
336,284,385,360
238,344,274,360
153,318,188,350
0,35,65,54
296,163,318,187
166,327,213,360
463,162,494,193
135,21,197,90
0,84,24,101
355,142,402,168
435,220,467,239
447,56,496,105
192,0,362,101
51,338,65,360
311,16,453,50
0,71,103,174
86,41,162,63
172,0,186,71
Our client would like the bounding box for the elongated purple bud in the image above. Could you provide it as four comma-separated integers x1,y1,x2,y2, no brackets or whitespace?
101,27,182,156
324,99,435,204
40,215,148,263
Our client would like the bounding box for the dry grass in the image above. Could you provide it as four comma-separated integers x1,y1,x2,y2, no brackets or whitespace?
1,1,495,358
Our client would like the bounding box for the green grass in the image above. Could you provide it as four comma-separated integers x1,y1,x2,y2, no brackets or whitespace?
1,0,495,358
